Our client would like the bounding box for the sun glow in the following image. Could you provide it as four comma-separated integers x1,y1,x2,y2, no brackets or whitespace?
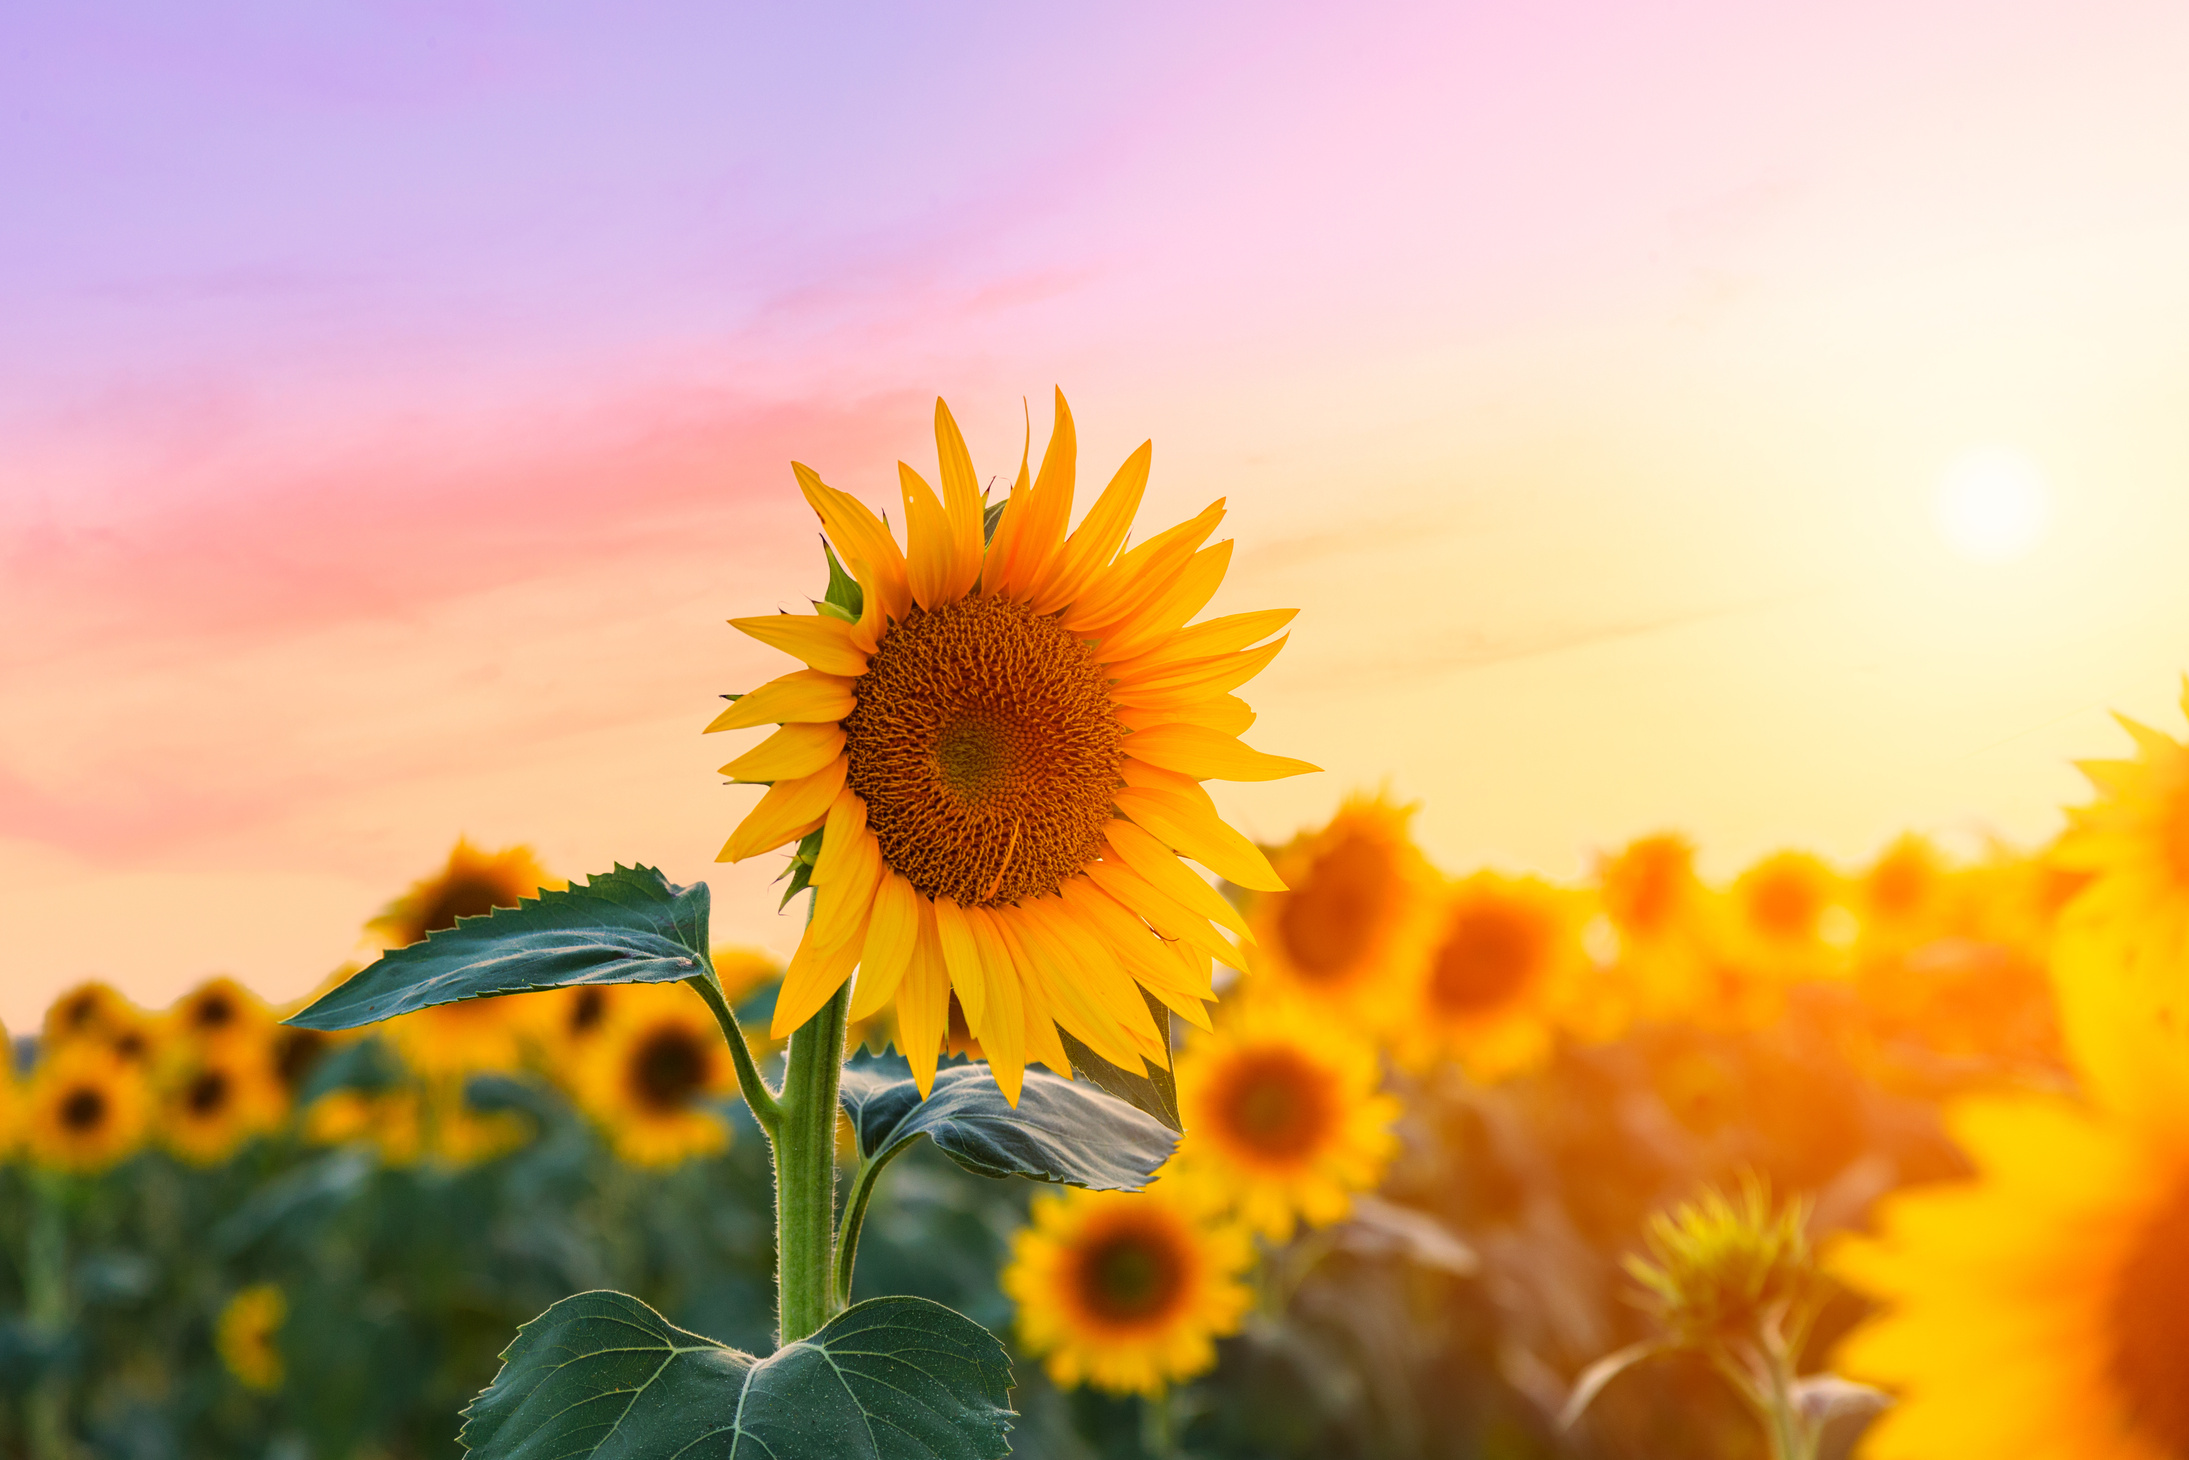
1933,447,2052,564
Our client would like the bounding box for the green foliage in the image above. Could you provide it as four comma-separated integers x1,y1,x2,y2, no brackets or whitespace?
1624,1175,1829,1353
839,1057,1177,1189
816,540,865,622
1050,989,1182,1132
289,866,714,1031
778,827,825,910
460,1290,1014,1459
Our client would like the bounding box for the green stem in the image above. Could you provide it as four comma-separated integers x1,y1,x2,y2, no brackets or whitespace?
833,1142,914,1308
27,1175,71,1460
687,974,781,1140
774,979,851,1345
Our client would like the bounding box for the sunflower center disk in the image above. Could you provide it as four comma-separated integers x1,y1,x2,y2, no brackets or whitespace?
1431,907,1540,1015
1278,834,1394,979
1075,1225,1187,1326
845,594,1125,908
633,1028,708,1111
2110,1176,2189,1451
60,1087,107,1132
188,1071,231,1117
1216,1050,1336,1162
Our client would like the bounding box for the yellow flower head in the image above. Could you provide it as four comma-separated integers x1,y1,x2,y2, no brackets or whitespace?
384,997,530,1079
2056,685,2189,1014
1002,1182,1255,1397
1724,850,1852,981
1171,1002,1398,1240
216,1283,287,1392
26,1043,151,1174
304,1087,423,1167
1594,833,1710,1021
161,1046,287,1166
1400,872,1586,1080
366,839,559,949
715,394,1317,1101
570,983,735,1168
1245,792,1438,1029
1857,834,1951,942
42,982,161,1066
169,976,276,1053
1833,963,2189,1459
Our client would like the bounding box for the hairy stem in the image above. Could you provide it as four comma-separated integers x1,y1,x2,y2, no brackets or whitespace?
774,980,851,1345
687,974,781,1140
833,1142,915,1308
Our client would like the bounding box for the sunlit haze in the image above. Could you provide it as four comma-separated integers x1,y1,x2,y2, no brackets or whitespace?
7,2,2189,1025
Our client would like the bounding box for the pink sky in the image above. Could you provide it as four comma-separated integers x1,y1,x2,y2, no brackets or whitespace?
8,1,2189,1023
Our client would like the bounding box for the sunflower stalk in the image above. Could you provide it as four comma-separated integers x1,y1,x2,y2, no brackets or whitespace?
26,1174,72,1460
773,979,852,1344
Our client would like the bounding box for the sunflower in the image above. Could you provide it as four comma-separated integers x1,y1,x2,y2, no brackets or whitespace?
1832,965,2189,1459
26,1043,152,1173
42,982,161,1065
1003,1181,1255,1397
169,976,276,1053
160,1047,287,1166
1170,1002,1398,1240
304,1088,423,1167
2055,687,2189,1015
1594,833,1711,1021
216,1284,287,1392
714,394,1316,1099
569,982,736,1167
1398,872,1586,1080
1244,792,1439,1030
0,1025,18,1158
1724,850,1852,981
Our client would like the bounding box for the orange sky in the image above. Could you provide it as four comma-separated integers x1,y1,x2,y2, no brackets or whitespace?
8,3,2189,1026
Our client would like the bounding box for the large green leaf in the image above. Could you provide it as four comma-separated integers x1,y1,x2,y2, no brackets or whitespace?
839,1058,1176,1188
460,1290,1013,1459
288,865,712,1031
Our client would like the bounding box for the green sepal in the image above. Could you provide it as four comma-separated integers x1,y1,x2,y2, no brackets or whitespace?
459,1290,1014,1459
777,828,824,910
285,866,712,1032
822,539,864,618
838,1055,1176,1188
981,497,1006,545
1052,988,1182,1132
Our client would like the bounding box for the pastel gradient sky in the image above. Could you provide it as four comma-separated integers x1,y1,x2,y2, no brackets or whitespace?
9,1,2189,1024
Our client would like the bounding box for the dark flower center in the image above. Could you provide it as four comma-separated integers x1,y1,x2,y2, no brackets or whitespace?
187,1070,231,1117
1430,901,1544,1015
1277,832,1394,980
1214,1048,1336,1162
1073,1222,1187,1326
60,1086,108,1132
630,1027,709,1112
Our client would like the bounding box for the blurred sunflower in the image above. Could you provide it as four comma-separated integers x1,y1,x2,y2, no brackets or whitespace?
1245,792,1438,1029
216,1284,287,1392
42,981,160,1066
26,1044,151,1173
304,1088,422,1167
1833,966,2189,1459
1170,1002,1398,1240
1595,833,1710,1021
1399,872,1585,1080
267,1024,339,1097
570,983,735,1167
1003,1182,1255,1397
2055,687,2189,1013
169,976,276,1053
1854,833,1955,957
161,1048,286,1166
0,1024,18,1158
1726,850,1852,981
715,393,1316,1099
369,842,559,1077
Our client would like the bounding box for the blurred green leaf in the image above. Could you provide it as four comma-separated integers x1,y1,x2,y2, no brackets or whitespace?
839,1058,1175,1188
288,866,711,1031
459,1289,1013,1459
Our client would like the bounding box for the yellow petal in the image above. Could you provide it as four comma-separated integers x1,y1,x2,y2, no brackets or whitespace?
705,669,857,732
933,399,986,600
930,897,986,1032
1115,694,1254,737
1123,723,1319,783
808,791,869,885
718,722,847,784
1088,540,1232,664
729,613,870,677
964,908,1027,1105
717,758,847,862
1103,821,1254,941
899,462,963,611
1020,897,1165,1065
773,909,868,1038
793,463,911,645
1063,501,1225,636
1112,636,1290,704
1112,785,1286,891
896,907,951,1096
1000,905,1145,1071
994,390,1077,599
1057,877,1218,1008
850,872,920,1020
808,829,881,952
1020,970,1074,1077
1028,440,1149,614
1081,857,1248,973
1107,608,1296,680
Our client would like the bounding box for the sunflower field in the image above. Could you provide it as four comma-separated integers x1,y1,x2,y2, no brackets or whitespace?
7,402,2189,1460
